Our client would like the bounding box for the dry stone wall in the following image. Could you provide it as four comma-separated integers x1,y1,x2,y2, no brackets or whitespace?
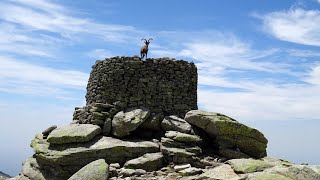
86,56,198,115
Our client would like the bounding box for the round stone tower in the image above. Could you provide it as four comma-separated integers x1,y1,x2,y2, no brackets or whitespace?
86,56,198,115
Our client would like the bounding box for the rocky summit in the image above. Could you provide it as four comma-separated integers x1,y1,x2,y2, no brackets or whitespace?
10,57,320,180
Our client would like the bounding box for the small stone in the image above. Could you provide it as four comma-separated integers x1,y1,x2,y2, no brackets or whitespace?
178,167,203,176
174,164,191,171
42,125,57,138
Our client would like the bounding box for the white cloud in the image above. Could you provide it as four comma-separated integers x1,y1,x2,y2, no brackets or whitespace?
87,49,113,60
152,31,320,122
0,0,140,44
0,56,88,97
199,73,320,122
261,8,320,46
287,49,320,57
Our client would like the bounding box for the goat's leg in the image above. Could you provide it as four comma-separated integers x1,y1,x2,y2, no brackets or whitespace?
146,52,148,60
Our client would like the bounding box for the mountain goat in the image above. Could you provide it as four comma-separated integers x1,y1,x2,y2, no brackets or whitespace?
140,38,153,60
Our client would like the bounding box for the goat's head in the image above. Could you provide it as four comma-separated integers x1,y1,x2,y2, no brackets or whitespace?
141,38,153,46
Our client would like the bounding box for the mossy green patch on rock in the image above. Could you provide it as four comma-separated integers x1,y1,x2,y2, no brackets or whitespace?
68,159,109,180
264,165,320,180
47,124,102,144
227,158,274,173
30,134,49,154
165,131,202,144
247,172,292,180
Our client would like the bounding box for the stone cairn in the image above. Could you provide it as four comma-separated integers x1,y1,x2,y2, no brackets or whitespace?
12,56,320,180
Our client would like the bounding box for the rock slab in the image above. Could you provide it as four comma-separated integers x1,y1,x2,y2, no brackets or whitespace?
124,152,164,172
185,110,268,158
47,124,102,144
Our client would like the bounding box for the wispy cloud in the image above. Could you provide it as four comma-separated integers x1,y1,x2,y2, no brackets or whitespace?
260,8,320,46
0,0,139,43
198,62,320,121
87,49,113,60
0,56,88,97
151,30,320,122
286,49,320,57
0,0,143,97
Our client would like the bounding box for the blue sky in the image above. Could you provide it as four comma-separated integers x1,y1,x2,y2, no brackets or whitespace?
1,0,320,176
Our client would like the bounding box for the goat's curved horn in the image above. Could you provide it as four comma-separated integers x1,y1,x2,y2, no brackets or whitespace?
148,38,153,42
141,38,147,43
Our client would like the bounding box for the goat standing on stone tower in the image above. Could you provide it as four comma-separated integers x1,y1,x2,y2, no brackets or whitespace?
140,38,152,60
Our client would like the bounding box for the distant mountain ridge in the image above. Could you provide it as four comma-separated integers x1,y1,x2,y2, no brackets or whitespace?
0,171,11,178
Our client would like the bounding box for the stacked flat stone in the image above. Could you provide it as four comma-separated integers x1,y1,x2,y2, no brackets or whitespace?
85,56,198,116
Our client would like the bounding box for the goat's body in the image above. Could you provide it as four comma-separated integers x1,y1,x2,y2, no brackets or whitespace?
140,45,148,59
140,38,152,60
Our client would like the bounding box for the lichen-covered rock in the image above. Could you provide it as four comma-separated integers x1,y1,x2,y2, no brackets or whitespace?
21,158,46,180
19,157,69,180
262,157,293,167
309,165,320,174
264,165,320,180
185,110,268,158
124,152,164,171
68,159,109,180
32,135,159,167
161,115,192,133
200,164,239,180
165,131,202,145
47,124,102,144
227,158,274,173
112,107,150,137
246,172,291,180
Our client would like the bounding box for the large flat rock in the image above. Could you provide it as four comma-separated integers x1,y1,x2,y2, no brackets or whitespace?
32,134,159,166
185,110,268,158
47,124,102,144
227,158,274,173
